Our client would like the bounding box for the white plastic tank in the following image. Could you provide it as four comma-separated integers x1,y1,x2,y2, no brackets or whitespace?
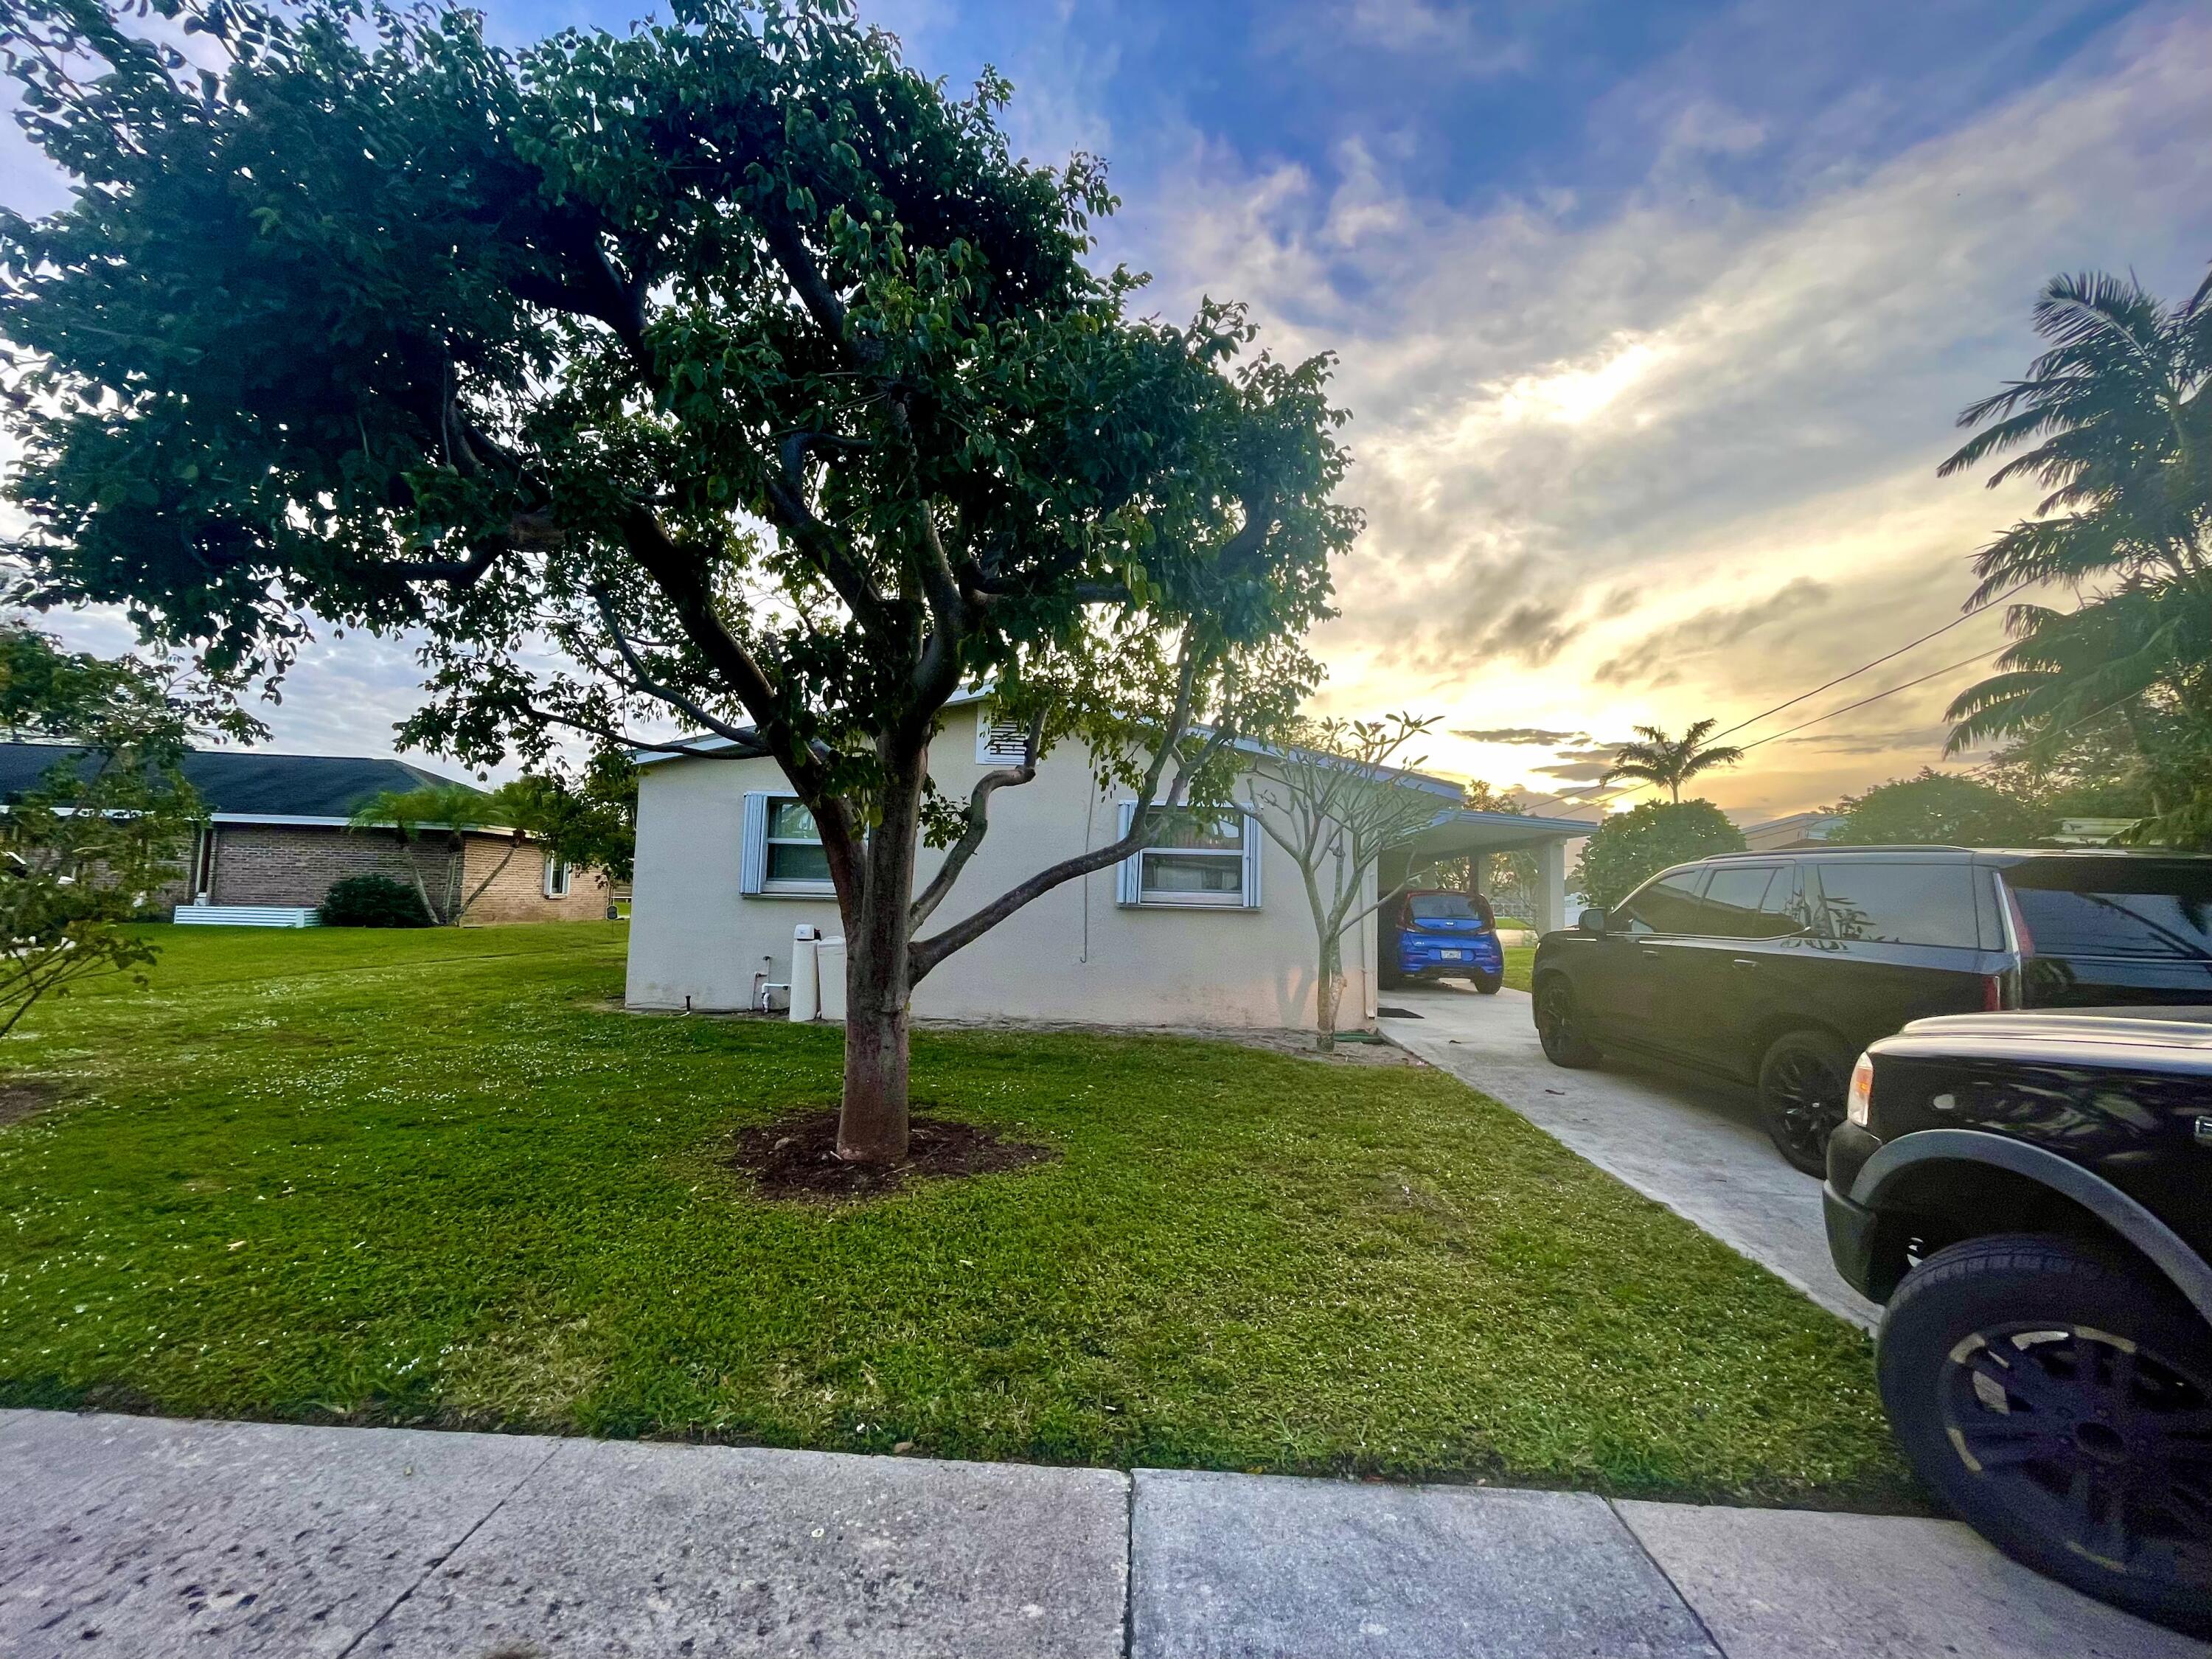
788,925,820,1023
817,937,848,1023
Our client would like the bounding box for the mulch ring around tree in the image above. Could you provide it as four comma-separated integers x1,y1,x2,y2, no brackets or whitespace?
728,1109,1057,1201
0,1079,64,1130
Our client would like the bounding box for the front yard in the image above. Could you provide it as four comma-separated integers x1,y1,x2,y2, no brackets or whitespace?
0,925,1912,1507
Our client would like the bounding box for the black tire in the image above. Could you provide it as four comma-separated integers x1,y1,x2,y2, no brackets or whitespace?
1534,975,1601,1068
1877,1234,2212,1636
1470,969,1503,995
1756,1029,1848,1175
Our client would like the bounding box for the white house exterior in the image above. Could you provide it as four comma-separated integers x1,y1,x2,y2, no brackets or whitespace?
625,698,1587,1031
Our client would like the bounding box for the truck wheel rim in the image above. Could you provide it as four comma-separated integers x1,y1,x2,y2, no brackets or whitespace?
1941,1323,2212,1585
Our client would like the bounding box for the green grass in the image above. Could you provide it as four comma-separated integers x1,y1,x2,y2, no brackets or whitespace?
1503,944,1534,992
0,924,1914,1508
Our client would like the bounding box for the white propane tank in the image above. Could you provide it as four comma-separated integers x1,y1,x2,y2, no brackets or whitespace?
788,925,821,1022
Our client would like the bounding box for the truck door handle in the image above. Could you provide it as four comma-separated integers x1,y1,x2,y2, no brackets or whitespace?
1731,957,1757,970
1641,949,1662,961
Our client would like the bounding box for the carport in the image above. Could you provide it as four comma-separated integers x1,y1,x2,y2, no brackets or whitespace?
1380,808,1593,933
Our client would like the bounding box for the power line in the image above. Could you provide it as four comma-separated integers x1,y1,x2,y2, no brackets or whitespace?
1705,580,2028,745
1733,647,1998,755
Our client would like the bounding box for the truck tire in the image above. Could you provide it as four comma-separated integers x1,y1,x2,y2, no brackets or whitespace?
1877,1233,2212,1637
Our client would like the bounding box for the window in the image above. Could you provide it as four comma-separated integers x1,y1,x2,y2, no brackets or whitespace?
1116,804,1262,910
543,852,572,899
1408,894,1478,921
2003,869,2212,960
1615,870,1706,935
1696,864,1807,940
1812,860,1979,948
740,792,837,897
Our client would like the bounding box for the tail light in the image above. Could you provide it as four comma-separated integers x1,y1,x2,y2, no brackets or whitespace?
1981,974,2003,1012
1846,1051,1875,1127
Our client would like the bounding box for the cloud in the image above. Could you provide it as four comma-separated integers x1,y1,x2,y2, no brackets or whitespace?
1452,726,1588,745
1138,3,2212,812
1593,578,1832,688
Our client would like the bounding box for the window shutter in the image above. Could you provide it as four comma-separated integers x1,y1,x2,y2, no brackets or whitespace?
1241,812,1264,909
740,791,769,894
975,715,1032,764
1115,799,1141,907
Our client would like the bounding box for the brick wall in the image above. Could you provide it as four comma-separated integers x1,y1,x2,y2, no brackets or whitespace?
457,834,613,925
205,824,457,911
190,821,609,924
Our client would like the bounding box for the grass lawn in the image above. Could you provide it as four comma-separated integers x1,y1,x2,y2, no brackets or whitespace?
1503,944,1534,992
0,924,1913,1508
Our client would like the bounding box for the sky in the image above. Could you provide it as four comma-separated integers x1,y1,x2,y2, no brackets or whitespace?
7,0,2211,821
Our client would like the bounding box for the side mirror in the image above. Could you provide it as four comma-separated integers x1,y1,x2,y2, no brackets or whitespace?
1576,907,1609,935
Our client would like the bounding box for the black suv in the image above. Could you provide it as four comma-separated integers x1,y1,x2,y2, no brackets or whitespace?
1531,848,2212,1173
1826,1009,2212,1634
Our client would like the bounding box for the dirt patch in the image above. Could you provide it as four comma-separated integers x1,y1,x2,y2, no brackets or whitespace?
0,1079,63,1129
729,1110,1056,1200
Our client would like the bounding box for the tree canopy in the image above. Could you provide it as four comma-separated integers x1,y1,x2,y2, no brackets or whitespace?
1573,799,1745,909
1599,720,1744,804
1829,769,2041,848
0,0,1353,1159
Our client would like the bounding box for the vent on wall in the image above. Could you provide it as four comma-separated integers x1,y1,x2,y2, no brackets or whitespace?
975,716,1034,765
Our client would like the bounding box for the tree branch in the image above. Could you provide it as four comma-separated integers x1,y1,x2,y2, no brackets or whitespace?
908,709,1043,929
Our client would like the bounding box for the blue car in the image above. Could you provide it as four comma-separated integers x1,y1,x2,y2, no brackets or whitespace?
1386,888,1505,993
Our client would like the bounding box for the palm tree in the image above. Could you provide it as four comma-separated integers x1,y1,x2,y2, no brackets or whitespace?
349,783,532,925
1601,719,1745,804
1941,265,2212,832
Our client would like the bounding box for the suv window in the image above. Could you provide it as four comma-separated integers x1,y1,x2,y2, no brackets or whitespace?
1617,870,1706,935
2003,866,2212,961
1697,863,1806,939
1811,860,1980,949
1408,894,1476,921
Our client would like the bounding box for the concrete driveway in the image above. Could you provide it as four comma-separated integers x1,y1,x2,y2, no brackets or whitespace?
1377,981,1882,1331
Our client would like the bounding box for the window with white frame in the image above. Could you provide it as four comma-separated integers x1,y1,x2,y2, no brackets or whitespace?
1116,804,1262,910
740,791,836,896
542,852,572,899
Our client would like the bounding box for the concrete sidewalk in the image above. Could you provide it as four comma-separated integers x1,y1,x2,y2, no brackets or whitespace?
4,1410,2203,1658
1378,981,1882,1329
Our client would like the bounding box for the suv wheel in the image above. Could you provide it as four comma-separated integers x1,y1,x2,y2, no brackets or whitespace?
1534,976,1601,1068
1756,1029,1848,1175
1878,1234,2212,1636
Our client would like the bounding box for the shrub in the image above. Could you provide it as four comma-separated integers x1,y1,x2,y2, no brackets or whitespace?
321,874,432,928
1573,799,1746,908
1831,768,2041,846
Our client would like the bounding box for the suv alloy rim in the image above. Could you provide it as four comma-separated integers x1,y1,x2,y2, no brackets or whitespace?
1764,1046,1840,1164
1536,981,1575,1057
1943,1322,2212,1584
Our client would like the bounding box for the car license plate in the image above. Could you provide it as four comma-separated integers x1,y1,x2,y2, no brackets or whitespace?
1439,949,1464,960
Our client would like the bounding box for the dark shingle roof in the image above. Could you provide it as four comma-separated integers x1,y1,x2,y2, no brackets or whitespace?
0,742,479,819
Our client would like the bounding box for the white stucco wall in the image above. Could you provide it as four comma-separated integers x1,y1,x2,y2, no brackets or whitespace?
624,706,1378,1030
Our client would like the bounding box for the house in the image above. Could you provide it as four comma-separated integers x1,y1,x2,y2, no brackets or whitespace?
0,743,612,927
624,695,1589,1032
1739,810,1845,852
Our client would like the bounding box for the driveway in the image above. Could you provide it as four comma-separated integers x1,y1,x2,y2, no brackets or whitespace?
1377,982,1881,1332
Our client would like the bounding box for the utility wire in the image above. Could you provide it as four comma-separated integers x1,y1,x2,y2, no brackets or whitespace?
1731,647,1998,755
1704,580,2028,745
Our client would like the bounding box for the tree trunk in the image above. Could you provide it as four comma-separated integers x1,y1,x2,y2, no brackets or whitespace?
835,751,923,1165
1314,932,1342,1054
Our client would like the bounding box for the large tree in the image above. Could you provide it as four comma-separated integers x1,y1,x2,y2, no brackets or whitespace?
1941,267,2212,843
0,0,1352,1161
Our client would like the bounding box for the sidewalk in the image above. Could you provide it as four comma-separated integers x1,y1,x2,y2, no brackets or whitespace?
1378,982,1882,1329
4,1409,2202,1658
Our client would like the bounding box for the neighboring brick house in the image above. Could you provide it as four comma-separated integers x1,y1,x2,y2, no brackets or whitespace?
0,744,612,926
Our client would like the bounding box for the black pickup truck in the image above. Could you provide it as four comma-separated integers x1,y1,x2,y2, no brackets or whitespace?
1825,1008,2212,1634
